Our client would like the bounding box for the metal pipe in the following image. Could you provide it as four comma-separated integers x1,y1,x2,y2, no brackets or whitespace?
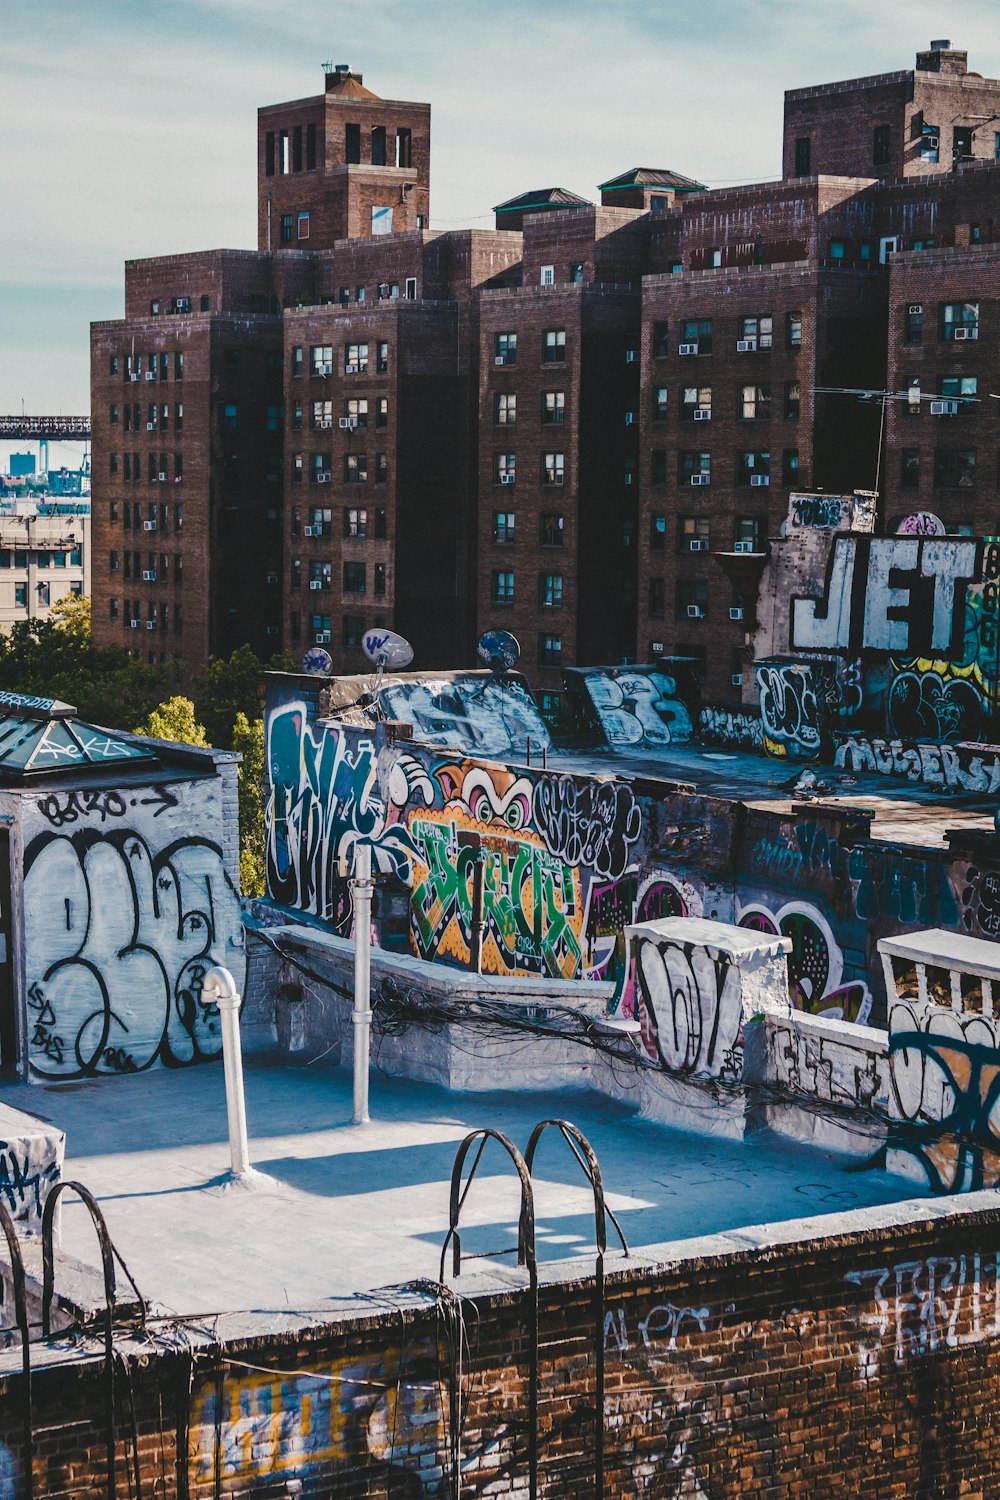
203,966,251,1178
351,842,374,1124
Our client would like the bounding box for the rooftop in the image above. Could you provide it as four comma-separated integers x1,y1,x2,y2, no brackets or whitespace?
493,187,593,215
599,167,706,192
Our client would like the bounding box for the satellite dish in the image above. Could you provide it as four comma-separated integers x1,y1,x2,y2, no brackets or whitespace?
477,629,520,677
301,646,333,675
362,628,414,670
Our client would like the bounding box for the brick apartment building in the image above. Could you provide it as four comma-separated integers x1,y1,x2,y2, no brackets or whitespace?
91,41,1000,709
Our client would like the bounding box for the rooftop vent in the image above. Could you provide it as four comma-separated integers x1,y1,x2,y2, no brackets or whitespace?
930,38,951,50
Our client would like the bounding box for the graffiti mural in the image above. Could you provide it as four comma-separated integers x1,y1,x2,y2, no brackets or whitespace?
633,930,743,1077
378,674,551,758
835,734,1000,793
698,706,763,750
737,901,871,1023
23,777,244,1079
755,660,828,760
568,668,694,748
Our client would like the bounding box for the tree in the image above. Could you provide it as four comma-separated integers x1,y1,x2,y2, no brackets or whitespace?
232,712,265,897
133,696,209,746
193,644,293,749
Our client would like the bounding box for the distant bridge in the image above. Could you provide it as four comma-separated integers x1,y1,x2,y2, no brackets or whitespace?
0,417,91,441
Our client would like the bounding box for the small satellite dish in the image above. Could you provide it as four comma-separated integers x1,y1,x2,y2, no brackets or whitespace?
362,628,414,670
302,646,333,675
477,629,520,677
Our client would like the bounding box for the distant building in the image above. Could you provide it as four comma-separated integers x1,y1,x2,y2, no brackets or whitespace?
91,44,1000,709
8,454,35,479
0,498,89,630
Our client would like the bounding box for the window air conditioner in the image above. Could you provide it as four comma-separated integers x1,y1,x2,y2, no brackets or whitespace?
689,538,707,552
736,339,757,352
145,372,156,381
142,570,156,581
729,606,744,621
315,632,331,643
129,619,139,629
146,620,156,630
158,472,167,481
930,399,959,415
338,418,351,429
317,473,332,483
750,473,770,486
130,373,141,382
318,363,333,375
690,473,709,486
731,673,744,687
143,521,157,531
952,327,970,340
309,579,323,589
908,304,923,315
146,422,156,431
693,408,711,421
678,343,699,355
733,540,755,553
500,473,515,485
651,641,664,653
303,525,316,536
494,356,506,366
686,604,704,618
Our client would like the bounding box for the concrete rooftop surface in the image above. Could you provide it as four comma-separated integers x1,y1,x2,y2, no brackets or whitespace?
9,1053,929,1321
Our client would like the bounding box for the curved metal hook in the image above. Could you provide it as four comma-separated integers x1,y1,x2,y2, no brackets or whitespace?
0,1202,33,1500
523,1119,629,1259
439,1128,536,1282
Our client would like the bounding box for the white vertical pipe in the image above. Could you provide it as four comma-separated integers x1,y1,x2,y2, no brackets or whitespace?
352,842,373,1125
203,966,251,1178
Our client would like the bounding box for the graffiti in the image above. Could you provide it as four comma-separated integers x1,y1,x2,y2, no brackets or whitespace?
0,1134,62,1230
847,1253,1000,1381
266,704,427,922
835,734,1000,792
531,774,641,880
379,674,551,758
789,493,851,529
634,933,743,1076
408,810,583,978
738,901,871,1023
887,1000,1000,1192
898,511,945,536
791,536,980,656
961,866,1000,937
697,705,763,749
849,844,958,929
887,668,984,741
34,785,180,827
760,1012,888,1110
639,1302,713,1349
574,668,694,747
585,870,700,1048
23,829,242,1079
755,661,824,760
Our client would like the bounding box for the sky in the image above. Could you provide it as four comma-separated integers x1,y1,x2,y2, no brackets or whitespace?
2,0,998,416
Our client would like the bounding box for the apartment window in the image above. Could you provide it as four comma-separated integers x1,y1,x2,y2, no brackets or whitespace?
920,122,940,162
494,392,516,425
395,127,412,168
174,402,184,433
173,453,183,483
934,449,976,488
678,451,711,485
652,450,667,486
376,342,389,372
14,585,26,609
679,516,710,553
345,123,361,163
741,383,771,421
109,453,119,476
343,561,367,594
495,332,517,365
495,453,516,485
338,615,361,648
650,515,666,551
292,452,304,485
570,262,584,284
369,124,387,166
292,346,304,377
681,385,712,420
542,391,565,425
737,451,770,485
306,122,317,169
787,312,802,348
110,500,119,523
148,453,158,483
375,398,389,429
172,297,191,315
309,507,332,537
542,329,566,363
680,318,712,353
374,564,386,596
538,634,562,666
940,302,979,341
653,322,670,358
357,287,366,303
794,137,811,176
174,503,183,531
739,316,773,348
782,449,799,485
784,380,801,420
539,573,564,609
345,343,369,373
344,507,368,538
540,265,555,287
901,449,920,489
280,214,293,244
677,580,708,620
109,598,119,620
375,453,388,484
828,240,846,261
540,513,564,547
375,508,387,539
940,376,978,413
493,511,515,544
648,578,665,618
542,453,565,486
109,355,120,376
308,561,332,592
709,247,722,268
653,387,669,421
345,397,369,429
109,549,119,573
311,454,332,484
311,345,333,376
223,404,238,432
344,453,368,484
953,126,973,166
492,569,515,604
736,516,764,550
873,125,891,166
291,558,301,589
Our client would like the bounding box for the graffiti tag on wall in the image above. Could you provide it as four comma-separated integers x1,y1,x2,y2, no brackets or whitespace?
738,901,872,1023
575,669,694,748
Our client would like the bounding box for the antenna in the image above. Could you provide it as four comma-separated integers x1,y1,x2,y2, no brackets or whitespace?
362,627,414,702
301,646,333,676
477,628,521,678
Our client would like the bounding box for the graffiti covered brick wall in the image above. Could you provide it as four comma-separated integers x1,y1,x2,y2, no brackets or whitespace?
22,778,244,1080
564,665,698,748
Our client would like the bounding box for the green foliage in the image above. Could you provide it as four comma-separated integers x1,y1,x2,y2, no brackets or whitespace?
232,711,265,897
133,696,209,746
191,644,293,749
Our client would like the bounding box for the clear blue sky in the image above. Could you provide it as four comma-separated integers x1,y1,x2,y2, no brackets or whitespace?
2,0,997,414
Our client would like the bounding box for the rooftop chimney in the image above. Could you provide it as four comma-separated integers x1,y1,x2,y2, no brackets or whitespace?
916,40,968,76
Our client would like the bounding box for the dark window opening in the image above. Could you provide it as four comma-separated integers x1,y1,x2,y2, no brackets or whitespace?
371,126,387,166
794,137,811,176
395,128,412,168
345,123,361,163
